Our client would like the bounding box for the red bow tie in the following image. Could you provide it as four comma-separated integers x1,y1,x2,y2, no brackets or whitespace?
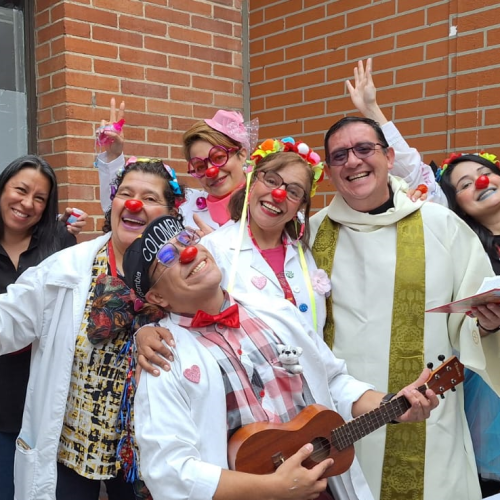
190,304,240,329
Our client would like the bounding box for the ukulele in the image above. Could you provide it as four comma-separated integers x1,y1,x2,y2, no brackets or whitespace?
228,355,464,478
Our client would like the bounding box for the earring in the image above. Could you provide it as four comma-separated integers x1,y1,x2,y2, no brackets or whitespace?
295,210,305,241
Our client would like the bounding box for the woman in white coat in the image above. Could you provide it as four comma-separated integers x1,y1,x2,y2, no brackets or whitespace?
0,159,183,500
201,137,328,335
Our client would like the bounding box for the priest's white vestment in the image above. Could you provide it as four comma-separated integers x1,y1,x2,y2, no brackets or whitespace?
310,175,500,500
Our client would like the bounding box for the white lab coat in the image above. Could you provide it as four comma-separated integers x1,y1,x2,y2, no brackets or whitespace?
135,294,375,500
201,222,327,335
0,233,112,500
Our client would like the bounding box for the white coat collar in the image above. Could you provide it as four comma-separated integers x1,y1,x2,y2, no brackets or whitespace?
327,175,423,232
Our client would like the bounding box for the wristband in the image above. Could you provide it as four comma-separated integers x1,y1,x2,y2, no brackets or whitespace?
381,392,396,404
476,319,500,334
381,392,399,424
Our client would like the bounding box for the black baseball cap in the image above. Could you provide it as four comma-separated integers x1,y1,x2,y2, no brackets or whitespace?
123,215,184,299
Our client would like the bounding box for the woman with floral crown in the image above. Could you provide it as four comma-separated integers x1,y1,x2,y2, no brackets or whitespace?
201,137,329,336
434,151,500,498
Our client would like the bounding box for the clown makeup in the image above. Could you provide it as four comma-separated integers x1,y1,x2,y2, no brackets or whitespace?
188,140,247,198
149,229,201,289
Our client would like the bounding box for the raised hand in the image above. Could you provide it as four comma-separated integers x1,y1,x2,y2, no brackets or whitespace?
346,58,387,124
97,97,125,162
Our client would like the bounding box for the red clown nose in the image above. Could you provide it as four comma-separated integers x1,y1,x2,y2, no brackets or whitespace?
475,175,489,190
124,199,143,212
205,166,219,178
271,188,287,203
179,246,198,264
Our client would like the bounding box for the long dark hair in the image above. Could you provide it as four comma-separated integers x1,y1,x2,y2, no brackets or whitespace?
0,154,59,259
102,159,185,233
228,151,313,246
439,154,500,261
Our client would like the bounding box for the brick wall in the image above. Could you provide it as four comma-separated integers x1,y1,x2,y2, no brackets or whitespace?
34,0,245,237
248,0,500,210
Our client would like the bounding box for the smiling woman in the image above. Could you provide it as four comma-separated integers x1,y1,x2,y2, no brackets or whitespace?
438,153,500,270
200,137,328,336
0,158,184,500
434,151,500,497
0,154,79,500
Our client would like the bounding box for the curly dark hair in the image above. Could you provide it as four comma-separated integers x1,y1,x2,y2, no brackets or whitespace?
102,159,185,233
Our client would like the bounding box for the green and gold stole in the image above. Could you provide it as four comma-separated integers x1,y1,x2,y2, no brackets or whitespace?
312,210,427,500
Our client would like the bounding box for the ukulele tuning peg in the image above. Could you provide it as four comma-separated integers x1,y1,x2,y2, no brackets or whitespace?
438,354,445,362
440,394,445,399
451,387,456,392
427,362,434,369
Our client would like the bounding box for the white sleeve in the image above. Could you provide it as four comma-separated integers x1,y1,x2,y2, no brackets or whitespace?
311,330,375,420
0,266,45,354
382,122,448,207
135,370,222,500
95,153,125,213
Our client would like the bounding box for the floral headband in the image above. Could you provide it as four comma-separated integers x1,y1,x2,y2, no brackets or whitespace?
249,137,325,196
436,151,500,182
110,157,183,200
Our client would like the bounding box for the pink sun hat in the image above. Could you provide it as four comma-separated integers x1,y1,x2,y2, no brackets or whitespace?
204,110,259,152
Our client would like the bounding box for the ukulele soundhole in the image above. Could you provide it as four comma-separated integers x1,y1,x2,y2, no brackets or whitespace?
310,436,331,462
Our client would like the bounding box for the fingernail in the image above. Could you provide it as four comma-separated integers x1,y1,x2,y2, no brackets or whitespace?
169,340,176,347
163,364,170,372
153,369,160,376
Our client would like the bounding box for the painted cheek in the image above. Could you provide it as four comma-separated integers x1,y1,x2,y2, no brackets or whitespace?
179,246,198,264
125,199,143,212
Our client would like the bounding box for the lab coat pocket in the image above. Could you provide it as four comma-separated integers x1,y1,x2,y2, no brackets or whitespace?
14,437,38,500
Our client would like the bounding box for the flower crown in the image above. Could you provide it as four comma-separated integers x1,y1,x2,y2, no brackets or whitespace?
436,151,500,182
249,137,325,196
110,157,183,205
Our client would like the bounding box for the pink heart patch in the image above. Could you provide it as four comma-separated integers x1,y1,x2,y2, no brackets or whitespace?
251,276,267,290
183,365,201,384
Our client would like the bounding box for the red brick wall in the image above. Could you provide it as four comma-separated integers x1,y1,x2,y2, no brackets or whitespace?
249,0,500,210
34,0,245,236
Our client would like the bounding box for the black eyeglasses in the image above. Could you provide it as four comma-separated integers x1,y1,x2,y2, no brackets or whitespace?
327,142,386,166
188,145,239,178
256,170,306,202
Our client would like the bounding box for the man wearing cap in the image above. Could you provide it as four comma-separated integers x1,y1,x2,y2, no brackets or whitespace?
310,116,500,500
123,215,438,500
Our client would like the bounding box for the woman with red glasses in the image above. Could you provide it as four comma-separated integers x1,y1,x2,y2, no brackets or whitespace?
95,102,258,231
181,110,258,230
